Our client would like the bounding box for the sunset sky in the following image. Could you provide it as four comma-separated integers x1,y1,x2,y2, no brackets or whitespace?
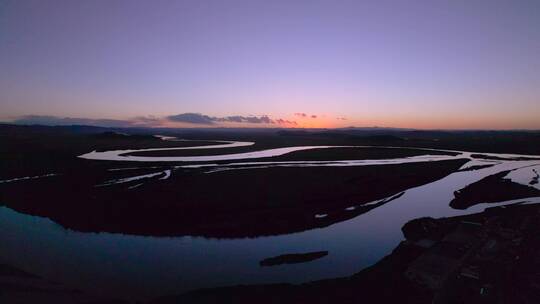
1,0,539,129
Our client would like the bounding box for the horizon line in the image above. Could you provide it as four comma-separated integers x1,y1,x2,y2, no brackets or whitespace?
2,122,540,133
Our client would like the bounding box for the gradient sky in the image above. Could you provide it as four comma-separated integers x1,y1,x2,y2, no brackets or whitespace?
1,0,539,129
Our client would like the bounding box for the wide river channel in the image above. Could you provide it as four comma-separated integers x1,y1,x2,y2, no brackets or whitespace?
1,138,540,300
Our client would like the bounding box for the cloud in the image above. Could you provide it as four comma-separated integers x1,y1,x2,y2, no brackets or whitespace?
245,116,272,124
216,115,273,124
219,116,244,123
130,116,163,126
12,115,161,128
337,117,347,120
295,113,317,119
167,113,215,124
167,113,276,125
276,118,297,125
11,113,297,128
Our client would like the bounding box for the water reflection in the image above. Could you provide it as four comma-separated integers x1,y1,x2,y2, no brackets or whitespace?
1,158,539,300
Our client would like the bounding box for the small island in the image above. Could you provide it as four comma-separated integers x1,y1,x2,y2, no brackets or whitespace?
259,251,329,267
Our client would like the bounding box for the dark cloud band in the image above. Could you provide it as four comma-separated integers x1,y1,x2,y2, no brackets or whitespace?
167,113,288,125
12,113,297,128
12,115,161,128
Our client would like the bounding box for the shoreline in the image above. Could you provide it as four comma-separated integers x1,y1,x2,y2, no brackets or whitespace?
153,202,540,304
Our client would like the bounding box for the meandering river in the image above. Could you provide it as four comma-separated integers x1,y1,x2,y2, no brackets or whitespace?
1,137,540,300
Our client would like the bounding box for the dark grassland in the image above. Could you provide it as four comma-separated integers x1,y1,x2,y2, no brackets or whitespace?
2,124,539,178
450,170,540,209
0,125,216,180
1,124,540,302
1,124,538,237
124,146,457,159
0,159,466,237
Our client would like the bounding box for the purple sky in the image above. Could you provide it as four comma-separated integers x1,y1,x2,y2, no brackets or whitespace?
1,0,539,129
